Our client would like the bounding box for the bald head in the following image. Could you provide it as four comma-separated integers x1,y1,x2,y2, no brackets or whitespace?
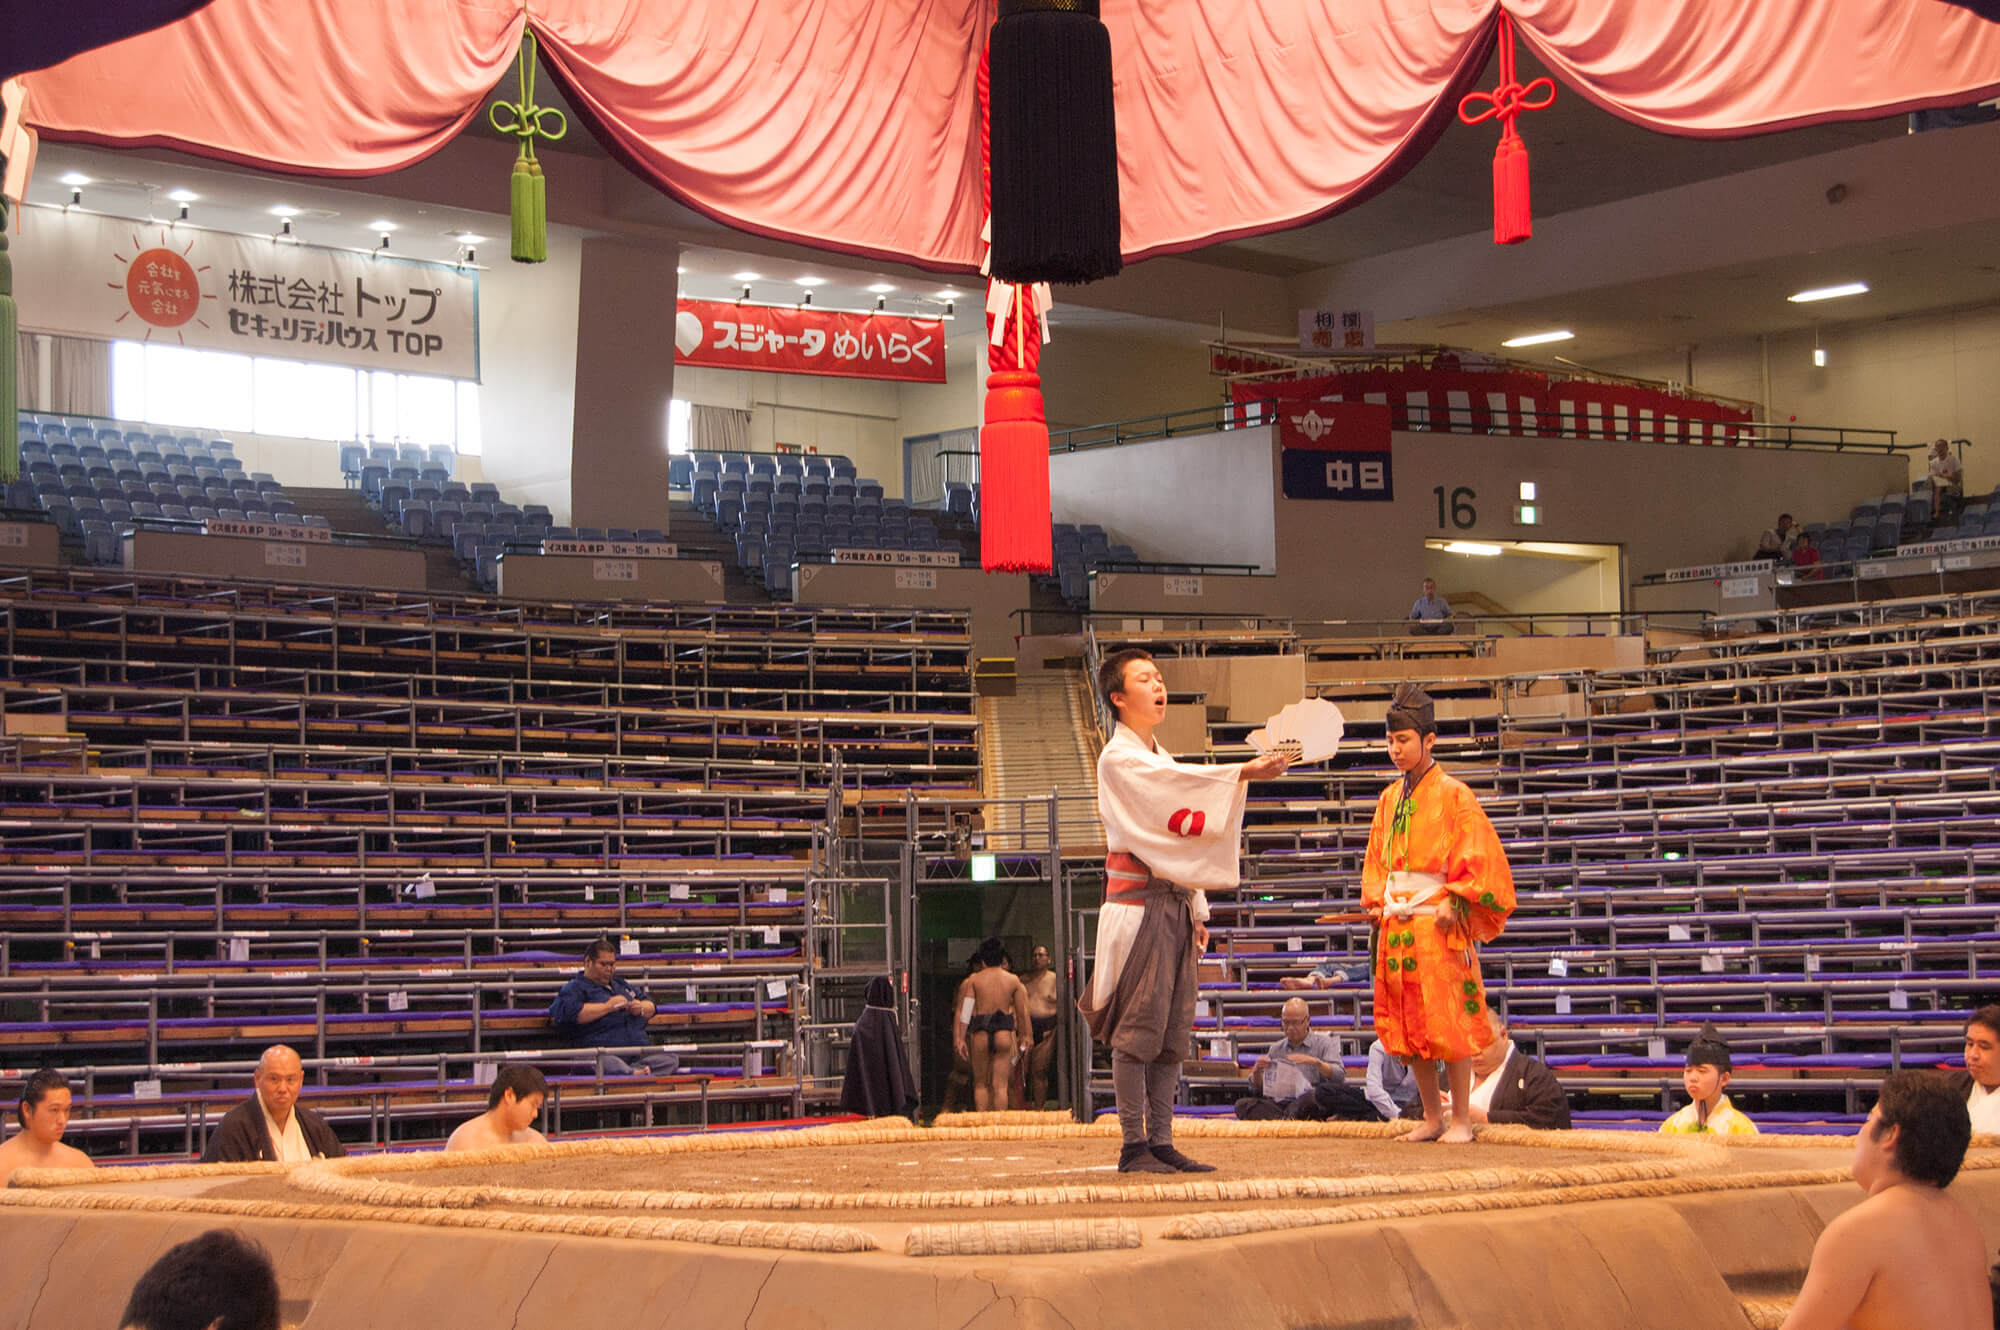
1280,998,1310,1020
253,1045,304,1125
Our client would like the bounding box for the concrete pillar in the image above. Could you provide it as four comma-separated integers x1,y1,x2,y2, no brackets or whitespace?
570,237,679,530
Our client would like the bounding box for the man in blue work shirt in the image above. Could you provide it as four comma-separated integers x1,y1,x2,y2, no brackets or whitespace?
1409,578,1453,636
547,936,681,1075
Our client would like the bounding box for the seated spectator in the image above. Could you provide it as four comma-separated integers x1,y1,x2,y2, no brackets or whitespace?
1235,998,1342,1120
1401,1004,1571,1129
1659,1022,1758,1136
1407,577,1453,636
546,936,681,1076
200,1044,345,1164
1779,1072,1985,1330
1755,513,1796,563
1278,959,1351,991
1789,529,1821,579
1363,1036,1423,1121
1930,438,1965,520
0,1068,94,1184
1944,1003,2000,1135
445,1065,549,1152
119,1228,281,1330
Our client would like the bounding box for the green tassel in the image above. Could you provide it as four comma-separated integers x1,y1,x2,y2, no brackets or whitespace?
0,205,17,487
510,158,546,264
490,32,565,266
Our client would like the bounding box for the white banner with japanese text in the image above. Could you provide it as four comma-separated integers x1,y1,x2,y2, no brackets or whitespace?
13,206,479,379
673,298,946,384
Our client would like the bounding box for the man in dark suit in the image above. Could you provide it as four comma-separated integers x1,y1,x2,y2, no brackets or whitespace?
200,1044,345,1163
1944,1004,2000,1135
1404,1004,1570,1130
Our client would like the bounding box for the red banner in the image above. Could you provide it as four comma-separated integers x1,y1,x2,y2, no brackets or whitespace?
1225,360,1753,446
673,299,946,384
1276,401,1392,452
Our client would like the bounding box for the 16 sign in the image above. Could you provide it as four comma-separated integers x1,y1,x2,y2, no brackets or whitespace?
673,299,946,384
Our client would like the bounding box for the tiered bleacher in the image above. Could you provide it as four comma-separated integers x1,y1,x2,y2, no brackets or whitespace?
341,442,552,591
1106,601,1997,1132
672,451,960,596
0,573,976,1156
9,412,315,565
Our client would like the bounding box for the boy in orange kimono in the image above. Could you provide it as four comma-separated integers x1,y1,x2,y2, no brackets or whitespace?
1361,683,1515,1143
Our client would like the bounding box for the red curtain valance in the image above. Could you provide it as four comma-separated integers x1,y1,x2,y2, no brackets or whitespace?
22,1,2000,272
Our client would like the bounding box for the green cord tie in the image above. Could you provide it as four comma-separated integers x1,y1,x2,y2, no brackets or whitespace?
488,31,568,263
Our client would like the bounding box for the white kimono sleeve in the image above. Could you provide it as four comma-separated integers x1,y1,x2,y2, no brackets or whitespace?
1096,727,1250,912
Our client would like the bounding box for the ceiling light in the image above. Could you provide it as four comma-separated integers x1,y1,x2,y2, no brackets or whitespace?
796,276,826,287
1443,541,1504,556
934,288,961,299
59,172,91,186
1788,282,1868,303
1518,482,1537,501
1813,347,1828,367
454,232,486,245
166,188,199,203
1501,330,1574,348
368,219,398,232
676,266,687,274
731,270,762,282
867,283,896,294
268,204,302,218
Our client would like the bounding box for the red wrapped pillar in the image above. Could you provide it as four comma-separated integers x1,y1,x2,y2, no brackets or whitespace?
977,46,1053,574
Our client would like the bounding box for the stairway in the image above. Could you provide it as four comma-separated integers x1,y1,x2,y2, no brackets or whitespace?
288,486,389,537
979,665,1105,855
287,486,476,594
669,499,772,603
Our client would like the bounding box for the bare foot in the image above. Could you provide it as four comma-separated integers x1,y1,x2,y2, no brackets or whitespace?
1398,1118,1445,1142
1439,1122,1477,1144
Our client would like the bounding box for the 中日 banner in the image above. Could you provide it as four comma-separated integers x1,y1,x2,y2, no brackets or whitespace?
13,205,479,379
673,298,946,384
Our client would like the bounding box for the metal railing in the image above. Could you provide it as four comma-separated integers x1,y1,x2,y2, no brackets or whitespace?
1046,398,1907,456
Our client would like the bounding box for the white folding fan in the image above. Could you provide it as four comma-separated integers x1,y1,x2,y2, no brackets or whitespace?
1246,698,1346,765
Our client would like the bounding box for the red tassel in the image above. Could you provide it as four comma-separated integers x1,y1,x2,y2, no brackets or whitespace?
979,369,1053,574
1492,129,1532,245
1458,12,1555,247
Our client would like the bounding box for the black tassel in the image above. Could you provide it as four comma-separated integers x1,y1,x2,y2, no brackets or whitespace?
988,0,1122,285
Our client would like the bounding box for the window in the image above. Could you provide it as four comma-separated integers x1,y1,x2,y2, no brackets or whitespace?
667,398,691,456
110,342,480,453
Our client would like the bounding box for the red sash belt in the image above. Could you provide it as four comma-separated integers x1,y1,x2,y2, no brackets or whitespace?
1105,851,1151,900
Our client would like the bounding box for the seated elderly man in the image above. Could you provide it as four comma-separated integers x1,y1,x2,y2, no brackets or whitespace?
1235,998,1344,1121
1402,1005,1571,1130
0,1068,95,1185
547,936,681,1076
200,1044,345,1163
446,1064,550,1152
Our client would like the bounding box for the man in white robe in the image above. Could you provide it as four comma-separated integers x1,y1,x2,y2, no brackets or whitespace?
1080,647,1289,1173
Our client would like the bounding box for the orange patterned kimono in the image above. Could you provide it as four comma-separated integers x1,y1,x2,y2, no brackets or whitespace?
1360,765,1515,1063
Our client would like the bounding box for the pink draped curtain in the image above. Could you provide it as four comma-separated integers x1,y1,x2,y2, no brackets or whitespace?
23,1,2000,270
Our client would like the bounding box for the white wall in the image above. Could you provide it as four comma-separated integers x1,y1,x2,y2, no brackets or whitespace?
476,226,584,524
675,364,906,494
1038,329,1224,433
1048,424,1907,623
1602,304,2000,495
1048,426,1277,572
